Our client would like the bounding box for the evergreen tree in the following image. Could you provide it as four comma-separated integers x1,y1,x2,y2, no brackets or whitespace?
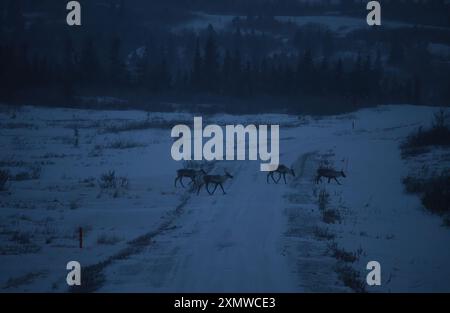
109,35,125,87
231,49,242,96
203,25,219,92
333,58,344,97
62,35,76,103
80,37,101,84
156,57,171,93
191,38,203,91
221,50,232,94
297,49,314,94
389,41,404,66
135,47,149,88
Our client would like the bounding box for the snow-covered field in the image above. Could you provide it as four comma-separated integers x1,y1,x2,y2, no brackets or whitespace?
0,104,449,292
174,12,449,35
275,15,410,34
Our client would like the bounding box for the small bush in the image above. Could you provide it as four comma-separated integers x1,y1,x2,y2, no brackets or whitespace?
313,227,335,241
328,242,359,263
30,165,42,179
0,170,9,190
421,179,450,215
11,232,32,244
99,171,116,189
69,200,80,210
322,208,341,224
99,170,128,189
404,173,450,215
335,264,366,293
318,189,330,211
401,110,450,157
102,118,189,134
404,124,450,148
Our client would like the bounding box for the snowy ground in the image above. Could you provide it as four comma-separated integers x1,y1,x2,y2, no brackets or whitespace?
0,104,449,292
173,12,450,35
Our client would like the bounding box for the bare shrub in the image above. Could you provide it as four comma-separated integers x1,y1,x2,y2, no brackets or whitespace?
69,200,80,210
10,231,32,245
31,165,42,179
1,232,41,255
401,109,450,158
318,188,330,211
99,171,116,189
403,172,450,215
322,208,341,224
0,170,9,190
328,242,360,263
98,170,128,189
335,264,366,293
102,118,189,134
313,227,335,241
421,174,450,215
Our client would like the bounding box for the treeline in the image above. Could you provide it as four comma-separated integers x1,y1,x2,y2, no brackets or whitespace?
0,26,426,114
1,0,448,114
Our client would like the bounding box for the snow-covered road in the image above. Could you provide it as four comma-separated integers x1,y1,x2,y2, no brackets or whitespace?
100,161,301,292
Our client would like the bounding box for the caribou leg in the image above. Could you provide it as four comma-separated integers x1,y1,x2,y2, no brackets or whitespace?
219,183,226,195
211,183,219,195
206,183,213,195
197,184,202,195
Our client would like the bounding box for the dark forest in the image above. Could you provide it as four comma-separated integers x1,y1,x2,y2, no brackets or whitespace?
1,0,449,114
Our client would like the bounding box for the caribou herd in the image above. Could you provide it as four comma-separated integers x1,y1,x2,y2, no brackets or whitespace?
175,164,347,195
